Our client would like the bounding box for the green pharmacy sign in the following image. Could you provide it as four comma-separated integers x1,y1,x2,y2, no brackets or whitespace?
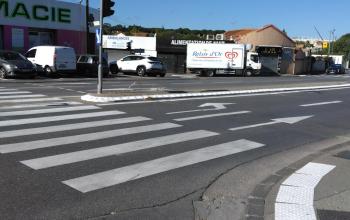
0,1,71,23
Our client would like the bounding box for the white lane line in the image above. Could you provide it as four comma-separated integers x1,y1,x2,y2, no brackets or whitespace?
275,162,336,220
0,91,31,95
0,102,83,110
0,97,62,103
0,116,151,139
300,101,342,107
0,123,181,153
0,110,124,127
22,130,218,170
174,111,251,122
62,139,264,193
0,94,46,99
0,105,100,117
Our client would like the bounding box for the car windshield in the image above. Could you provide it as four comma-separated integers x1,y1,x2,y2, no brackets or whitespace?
0,51,26,61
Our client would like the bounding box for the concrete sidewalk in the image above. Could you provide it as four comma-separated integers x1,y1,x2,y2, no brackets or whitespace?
263,145,350,220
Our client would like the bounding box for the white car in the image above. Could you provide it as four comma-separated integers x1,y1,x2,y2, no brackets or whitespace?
117,55,166,77
25,46,76,76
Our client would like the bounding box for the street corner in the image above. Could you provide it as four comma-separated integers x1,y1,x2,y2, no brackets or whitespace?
260,145,350,220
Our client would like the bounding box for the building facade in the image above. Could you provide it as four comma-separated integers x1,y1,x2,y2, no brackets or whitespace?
0,0,97,54
225,25,296,74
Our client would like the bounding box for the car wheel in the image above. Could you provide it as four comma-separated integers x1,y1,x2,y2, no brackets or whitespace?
160,73,166,77
136,66,146,77
44,66,54,77
0,67,7,79
244,69,253,77
206,70,215,77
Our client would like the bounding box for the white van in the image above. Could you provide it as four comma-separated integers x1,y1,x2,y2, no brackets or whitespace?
25,46,76,75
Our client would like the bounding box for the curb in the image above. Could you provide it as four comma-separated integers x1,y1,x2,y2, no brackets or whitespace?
81,83,350,103
246,139,350,220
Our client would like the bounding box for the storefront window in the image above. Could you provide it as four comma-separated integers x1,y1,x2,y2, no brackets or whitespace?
29,30,54,48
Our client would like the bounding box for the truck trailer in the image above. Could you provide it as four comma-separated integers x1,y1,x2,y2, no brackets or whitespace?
186,43,261,77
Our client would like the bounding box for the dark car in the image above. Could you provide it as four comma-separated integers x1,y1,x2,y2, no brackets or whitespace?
0,50,37,79
76,55,109,77
326,64,346,74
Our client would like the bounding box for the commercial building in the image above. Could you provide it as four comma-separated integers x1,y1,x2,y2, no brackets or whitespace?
0,0,97,54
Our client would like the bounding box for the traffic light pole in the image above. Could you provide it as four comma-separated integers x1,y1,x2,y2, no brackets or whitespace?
97,0,103,94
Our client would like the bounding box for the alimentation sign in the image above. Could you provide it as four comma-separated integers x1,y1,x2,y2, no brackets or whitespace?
0,0,86,31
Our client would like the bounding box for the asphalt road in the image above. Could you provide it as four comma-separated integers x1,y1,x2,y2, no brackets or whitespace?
1,75,350,219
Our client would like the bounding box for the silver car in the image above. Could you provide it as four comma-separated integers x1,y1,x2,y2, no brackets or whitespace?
0,50,37,79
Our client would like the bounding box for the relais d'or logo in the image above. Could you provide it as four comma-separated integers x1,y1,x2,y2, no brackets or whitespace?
0,0,71,23
192,49,223,58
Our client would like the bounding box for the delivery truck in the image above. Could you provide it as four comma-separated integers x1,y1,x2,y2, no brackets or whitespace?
186,43,261,77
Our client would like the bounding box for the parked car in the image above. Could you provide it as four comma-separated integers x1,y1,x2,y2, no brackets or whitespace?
0,50,37,79
326,64,346,74
117,55,166,77
25,46,76,76
76,55,109,77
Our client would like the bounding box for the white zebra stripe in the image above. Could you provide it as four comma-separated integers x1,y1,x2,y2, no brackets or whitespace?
0,102,83,110
62,139,264,193
0,91,31,95
0,97,62,103
0,94,46,99
22,130,219,170
0,116,151,138
0,105,100,117
0,110,125,127
0,123,181,153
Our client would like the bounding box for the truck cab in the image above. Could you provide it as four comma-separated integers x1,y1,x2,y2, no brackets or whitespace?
245,52,262,76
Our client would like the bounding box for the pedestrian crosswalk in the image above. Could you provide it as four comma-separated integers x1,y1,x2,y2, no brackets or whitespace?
0,87,266,193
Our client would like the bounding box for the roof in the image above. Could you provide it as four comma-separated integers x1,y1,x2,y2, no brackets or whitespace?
225,24,295,44
256,24,295,44
224,29,256,38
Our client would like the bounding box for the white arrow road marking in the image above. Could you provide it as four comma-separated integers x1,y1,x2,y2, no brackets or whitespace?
300,101,342,107
22,130,218,170
0,110,125,127
62,139,264,193
167,103,234,115
0,105,100,117
0,116,151,139
174,111,251,122
229,116,313,131
0,123,181,153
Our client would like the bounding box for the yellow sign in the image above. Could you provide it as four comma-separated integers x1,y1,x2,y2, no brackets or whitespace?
323,42,329,49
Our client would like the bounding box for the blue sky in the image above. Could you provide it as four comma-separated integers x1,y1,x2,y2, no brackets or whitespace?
64,0,348,39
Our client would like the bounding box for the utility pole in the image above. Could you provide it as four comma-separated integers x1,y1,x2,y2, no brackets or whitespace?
98,0,103,94
86,0,89,54
328,29,336,56
97,0,115,94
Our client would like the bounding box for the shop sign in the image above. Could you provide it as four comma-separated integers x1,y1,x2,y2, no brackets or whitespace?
171,40,225,46
0,0,94,31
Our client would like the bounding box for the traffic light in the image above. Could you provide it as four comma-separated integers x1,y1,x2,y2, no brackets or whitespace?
103,0,115,18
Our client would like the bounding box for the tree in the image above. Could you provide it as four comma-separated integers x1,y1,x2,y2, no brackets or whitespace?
333,34,350,56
